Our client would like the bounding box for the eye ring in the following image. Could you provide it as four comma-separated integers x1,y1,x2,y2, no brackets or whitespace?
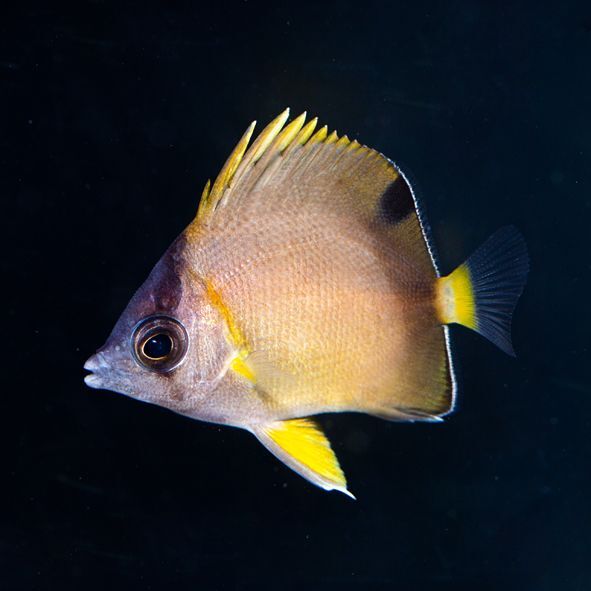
132,315,188,372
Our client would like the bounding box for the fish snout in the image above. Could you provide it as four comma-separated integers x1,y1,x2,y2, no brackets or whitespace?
83,351,110,389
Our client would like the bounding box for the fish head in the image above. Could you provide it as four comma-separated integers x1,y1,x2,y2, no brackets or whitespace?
84,233,230,413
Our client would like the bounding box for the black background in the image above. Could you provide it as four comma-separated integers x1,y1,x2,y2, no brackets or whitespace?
3,2,591,590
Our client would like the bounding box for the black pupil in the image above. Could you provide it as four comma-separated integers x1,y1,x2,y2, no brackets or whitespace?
143,333,173,359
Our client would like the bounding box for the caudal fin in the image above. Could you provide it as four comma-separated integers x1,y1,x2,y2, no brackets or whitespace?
435,226,529,356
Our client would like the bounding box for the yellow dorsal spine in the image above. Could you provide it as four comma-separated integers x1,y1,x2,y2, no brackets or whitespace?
308,125,328,144
249,108,291,164
273,112,307,152
325,130,339,145
295,118,318,145
194,110,363,228
197,179,211,214
335,135,350,148
197,122,256,221
345,139,363,154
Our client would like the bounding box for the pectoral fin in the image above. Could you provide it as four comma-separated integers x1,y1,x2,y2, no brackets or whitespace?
251,418,354,498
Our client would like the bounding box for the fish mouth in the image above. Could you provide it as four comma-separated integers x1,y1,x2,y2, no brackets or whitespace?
83,352,110,389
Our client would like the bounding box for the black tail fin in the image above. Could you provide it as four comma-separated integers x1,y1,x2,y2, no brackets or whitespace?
435,226,529,355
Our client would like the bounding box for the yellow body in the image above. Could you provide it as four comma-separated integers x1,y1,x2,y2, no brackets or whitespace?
185,110,452,424
183,110,455,494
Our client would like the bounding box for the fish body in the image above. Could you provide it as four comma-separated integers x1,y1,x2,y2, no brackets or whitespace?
85,109,528,496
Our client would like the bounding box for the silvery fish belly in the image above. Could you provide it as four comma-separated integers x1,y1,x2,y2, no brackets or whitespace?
84,109,529,497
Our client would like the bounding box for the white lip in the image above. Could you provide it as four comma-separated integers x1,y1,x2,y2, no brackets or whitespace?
84,372,104,389
84,352,109,371
84,352,110,389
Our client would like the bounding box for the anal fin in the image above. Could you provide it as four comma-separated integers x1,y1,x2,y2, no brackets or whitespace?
251,418,354,498
370,406,445,423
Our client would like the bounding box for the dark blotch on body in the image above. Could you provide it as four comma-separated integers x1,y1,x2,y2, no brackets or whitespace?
378,175,415,224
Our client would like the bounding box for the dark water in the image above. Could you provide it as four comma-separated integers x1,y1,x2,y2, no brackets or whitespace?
4,2,590,589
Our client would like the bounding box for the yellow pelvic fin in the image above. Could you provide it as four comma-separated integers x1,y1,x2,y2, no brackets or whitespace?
435,263,476,329
252,419,353,498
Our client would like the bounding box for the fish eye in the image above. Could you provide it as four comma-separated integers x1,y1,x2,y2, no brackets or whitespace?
132,316,188,372
142,333,173,360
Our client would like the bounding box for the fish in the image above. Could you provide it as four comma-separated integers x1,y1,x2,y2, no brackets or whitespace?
84,108,529,497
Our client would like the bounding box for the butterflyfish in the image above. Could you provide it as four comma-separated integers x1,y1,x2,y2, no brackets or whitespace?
84,109,529,498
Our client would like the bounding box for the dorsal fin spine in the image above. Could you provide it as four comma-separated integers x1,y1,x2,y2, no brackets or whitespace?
225,109,290,194
295,118,318,145
325,130,339,145
335,135,350,148
249,108,290,163
281,117,319,160
251,113,308,180
200,179,211,203
274,112,307,152
196,120,255,221
345,140,360,153
308,125,328,144
195,110,381,227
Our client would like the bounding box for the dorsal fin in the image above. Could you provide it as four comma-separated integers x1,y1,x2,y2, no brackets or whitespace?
191,110,437,279
196,119,257,222
196,109,290,223
194,110,402,227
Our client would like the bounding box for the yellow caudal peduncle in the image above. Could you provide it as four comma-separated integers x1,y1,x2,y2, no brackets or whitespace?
435,263,477,329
